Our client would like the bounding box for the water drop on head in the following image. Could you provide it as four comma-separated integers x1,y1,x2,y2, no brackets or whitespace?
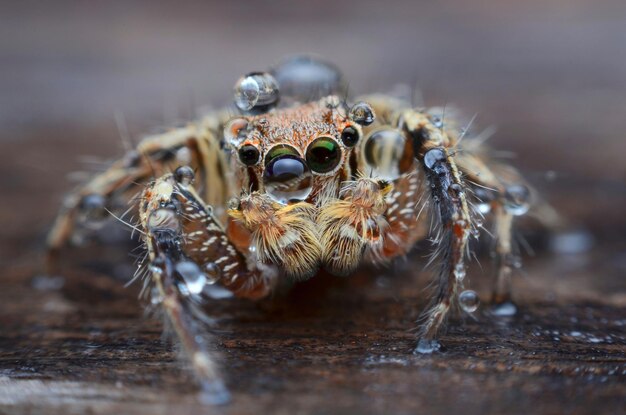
458,290,480,313
175,260,207,295
349,101,375,126
234,72,279,114
271,55,345,103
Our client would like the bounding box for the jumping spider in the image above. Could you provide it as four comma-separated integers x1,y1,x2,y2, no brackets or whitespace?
48,56,540,404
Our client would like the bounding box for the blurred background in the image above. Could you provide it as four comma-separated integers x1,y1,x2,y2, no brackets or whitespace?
1,0,625,265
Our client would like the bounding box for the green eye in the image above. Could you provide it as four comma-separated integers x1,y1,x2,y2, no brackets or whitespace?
306,137,341,173
264,144,300,166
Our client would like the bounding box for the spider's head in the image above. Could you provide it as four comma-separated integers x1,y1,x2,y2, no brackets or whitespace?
224,95,374,204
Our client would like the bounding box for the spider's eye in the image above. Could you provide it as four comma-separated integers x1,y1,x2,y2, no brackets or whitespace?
306,137,341,174
238,144,261,166
340,126,360,147
263,145,312,204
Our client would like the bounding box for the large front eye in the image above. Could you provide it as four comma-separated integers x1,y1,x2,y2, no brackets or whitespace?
306,137,341,174
263,145,312,204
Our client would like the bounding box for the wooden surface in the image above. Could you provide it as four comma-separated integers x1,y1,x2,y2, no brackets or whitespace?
1,1,626,414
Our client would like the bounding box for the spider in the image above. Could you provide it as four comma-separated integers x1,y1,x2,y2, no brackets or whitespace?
47,55,542,404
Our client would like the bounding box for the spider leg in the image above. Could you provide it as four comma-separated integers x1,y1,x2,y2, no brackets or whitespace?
454,149,533,315
46,120,229,272
400,108,473,352
140,169,275,403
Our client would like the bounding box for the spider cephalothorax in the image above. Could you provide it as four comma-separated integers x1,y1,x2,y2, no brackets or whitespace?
47,55,541,404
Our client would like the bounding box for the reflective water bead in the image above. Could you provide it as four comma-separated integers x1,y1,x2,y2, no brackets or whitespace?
174,165,195,187
504,253,522,269
423,148,446,170
271,55,345,102
473,187,496,214
234,72,279,113
263,154,313,204
454,263,466,280
504,184,530,216
150,286,163,305
491,301,517,317
204,262,221,284
458,290,480,313
364,128,413,180
175,260,207,295
79,194,107,221
414,338,441,354
349,101,375,126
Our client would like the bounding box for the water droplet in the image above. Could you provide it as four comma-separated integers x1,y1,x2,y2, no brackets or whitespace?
458,290,480,313
79,194,107,222
175,260,207,295
174,165,195,187
349,101,375,126
147,208,181,233
149,257,165,275
203,263,221,284
234,72,279,113
414,338,441,354
364,128,412,180
504,254,522,269
503,184,530,216
263,154,313,204
271,55,345,103
491,301,517,316
550,230,594,255
150,286,163,305
199,379,231,406
473,187,496,214
454,263,466,280
423,148,446,170
203,284,235,299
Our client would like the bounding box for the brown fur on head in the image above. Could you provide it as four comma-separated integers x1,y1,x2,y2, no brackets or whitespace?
224,95,370,200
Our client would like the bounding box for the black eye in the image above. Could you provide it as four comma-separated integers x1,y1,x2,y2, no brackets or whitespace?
306,137,341,174
238,144,260,166
340,126,360,147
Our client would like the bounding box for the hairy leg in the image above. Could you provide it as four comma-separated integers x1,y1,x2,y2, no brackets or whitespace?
455,148,533,315
398,107,474,352
47,118,229,271
139,168,275,403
